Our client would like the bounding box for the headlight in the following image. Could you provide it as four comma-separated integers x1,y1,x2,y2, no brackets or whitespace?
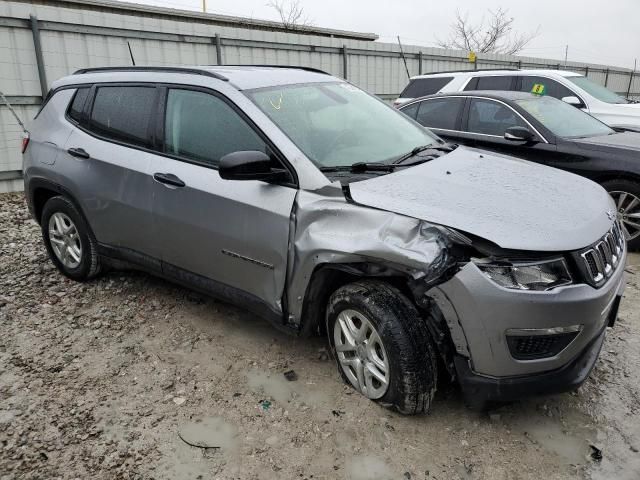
476,258,572,291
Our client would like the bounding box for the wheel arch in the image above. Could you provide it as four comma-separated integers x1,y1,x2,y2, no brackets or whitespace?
298,261,459,379
28,178,89,226
591,171,640,187
297,262,415,337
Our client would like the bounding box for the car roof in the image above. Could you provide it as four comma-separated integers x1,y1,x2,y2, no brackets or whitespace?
403,90,546,104
55,65,337,91
409,69,583,80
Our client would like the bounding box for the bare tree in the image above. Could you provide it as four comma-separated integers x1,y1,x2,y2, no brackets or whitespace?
267,0,313,30
436,8,540,55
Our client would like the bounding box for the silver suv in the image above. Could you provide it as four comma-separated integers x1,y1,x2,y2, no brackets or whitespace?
23,66,626,413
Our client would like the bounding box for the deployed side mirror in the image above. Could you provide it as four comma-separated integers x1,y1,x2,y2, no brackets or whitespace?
562,95,583,107
504,126,536,143
219,151,288,182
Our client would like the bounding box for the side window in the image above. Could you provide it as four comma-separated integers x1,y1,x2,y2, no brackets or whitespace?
89,86,156,147
519,76,578,101
400,102,419,119
68,87,90,124
465,76,516,91
164,89,266,167
401,77,454,98
415,98,465,130
467,98,527,136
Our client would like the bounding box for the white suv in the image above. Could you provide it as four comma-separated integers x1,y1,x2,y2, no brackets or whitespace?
394,69,640,131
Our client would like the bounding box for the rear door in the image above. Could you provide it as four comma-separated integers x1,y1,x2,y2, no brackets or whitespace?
63,84,160,261
151,86,297,314
411,97,466,141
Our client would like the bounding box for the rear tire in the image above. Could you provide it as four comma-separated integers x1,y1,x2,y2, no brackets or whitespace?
41,196,101,281
326,280,438,414
602,179,640,251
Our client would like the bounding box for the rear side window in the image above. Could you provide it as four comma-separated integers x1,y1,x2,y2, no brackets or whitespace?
68,87,90,124
466,98,527,136
400,102,419,119
164,89,266,167
518,76,578,101
415,98,465,130
401,77,454,98
89,86,156,147
465,76,516,91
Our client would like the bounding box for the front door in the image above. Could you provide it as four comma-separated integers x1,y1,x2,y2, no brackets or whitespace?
151,87,297,314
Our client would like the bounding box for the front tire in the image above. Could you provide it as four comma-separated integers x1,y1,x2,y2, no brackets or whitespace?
41,196,101,281
326,280,438,415
602,179,640,251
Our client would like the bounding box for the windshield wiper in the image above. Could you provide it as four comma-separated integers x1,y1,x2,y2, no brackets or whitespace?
392,143,457,165
319,163,393,173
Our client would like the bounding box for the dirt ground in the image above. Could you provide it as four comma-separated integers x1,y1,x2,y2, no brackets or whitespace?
1,191,639,480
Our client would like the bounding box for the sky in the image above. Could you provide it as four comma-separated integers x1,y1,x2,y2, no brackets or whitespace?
117,0,639,69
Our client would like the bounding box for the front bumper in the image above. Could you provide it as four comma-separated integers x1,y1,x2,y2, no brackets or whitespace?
455,316,612,408
430,253,626,379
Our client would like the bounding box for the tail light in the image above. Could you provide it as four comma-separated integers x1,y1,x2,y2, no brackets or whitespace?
21,133,29,154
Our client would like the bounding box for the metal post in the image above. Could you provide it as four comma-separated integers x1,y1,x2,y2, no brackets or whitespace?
627,70,635,99
214,34,223,65
585,66,589,77
418,51,423,75
605,68,610,87
342,45,348,80
29,15,48,98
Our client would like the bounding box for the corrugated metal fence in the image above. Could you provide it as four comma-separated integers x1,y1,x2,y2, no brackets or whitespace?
1,0,639,192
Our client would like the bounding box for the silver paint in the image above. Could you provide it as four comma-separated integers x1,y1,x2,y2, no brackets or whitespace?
350,146,615,252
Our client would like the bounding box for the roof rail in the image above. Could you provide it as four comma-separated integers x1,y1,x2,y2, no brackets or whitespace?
217,64,331,75
417,68,520,76
73,66,228,81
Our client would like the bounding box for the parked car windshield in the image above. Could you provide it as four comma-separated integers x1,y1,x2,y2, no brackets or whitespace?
566,76,630,104
247,82,438,168
515,95,614,138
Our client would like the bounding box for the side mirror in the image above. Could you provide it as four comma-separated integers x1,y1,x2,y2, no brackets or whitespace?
219,151,288,182
562,96,583,107
504,126,536,143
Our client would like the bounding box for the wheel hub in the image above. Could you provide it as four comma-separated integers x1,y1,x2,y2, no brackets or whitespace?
333,309,390,399
48,212,82,269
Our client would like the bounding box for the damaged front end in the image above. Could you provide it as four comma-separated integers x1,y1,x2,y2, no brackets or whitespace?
287,183,476,378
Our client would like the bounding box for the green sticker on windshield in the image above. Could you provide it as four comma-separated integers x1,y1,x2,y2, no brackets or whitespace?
531,83,546,95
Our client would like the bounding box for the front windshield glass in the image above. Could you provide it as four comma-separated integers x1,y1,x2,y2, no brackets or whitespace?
247,82,438,168
516,96,614,138
567,76,629,104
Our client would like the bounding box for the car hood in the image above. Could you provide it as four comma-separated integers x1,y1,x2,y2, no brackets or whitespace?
572,131,640,152
349,147,615,252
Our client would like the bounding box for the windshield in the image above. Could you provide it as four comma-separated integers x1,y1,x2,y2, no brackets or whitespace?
567,76,630,104
247,82,438,168
516,96,614,138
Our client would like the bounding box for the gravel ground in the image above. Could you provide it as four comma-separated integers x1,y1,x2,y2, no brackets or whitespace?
1,191,639,480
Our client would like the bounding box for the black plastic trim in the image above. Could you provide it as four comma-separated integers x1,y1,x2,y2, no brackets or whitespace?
455,322,612,409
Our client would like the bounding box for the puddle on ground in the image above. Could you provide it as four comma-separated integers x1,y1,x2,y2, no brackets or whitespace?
245,369,330,408
511,406,600,467
345,455,394,480
178,416,238,451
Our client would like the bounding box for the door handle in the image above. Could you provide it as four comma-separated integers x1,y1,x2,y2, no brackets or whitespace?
153,172,186,188
67,147,90,159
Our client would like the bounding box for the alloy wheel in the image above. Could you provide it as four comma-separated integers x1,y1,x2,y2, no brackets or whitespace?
48,212,82,269
610,191,640,241
333,309,390,399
